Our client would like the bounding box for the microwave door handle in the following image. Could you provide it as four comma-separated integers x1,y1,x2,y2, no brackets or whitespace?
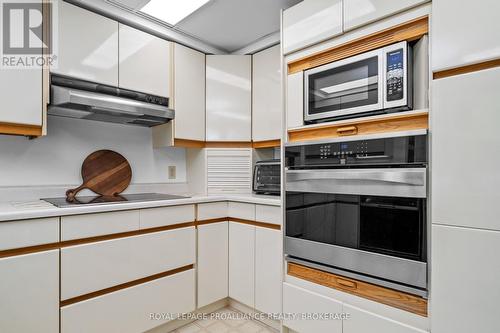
355,154,391,159
286,169,425,186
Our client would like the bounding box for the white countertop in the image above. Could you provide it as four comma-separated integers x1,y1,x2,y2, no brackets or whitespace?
0,194,281,223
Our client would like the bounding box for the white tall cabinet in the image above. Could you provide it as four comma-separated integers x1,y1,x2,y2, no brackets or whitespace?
0,251,59,333
432,0,500,71
252,45,281,142
118,24,172,98
54,0,118,85
206,55,252,142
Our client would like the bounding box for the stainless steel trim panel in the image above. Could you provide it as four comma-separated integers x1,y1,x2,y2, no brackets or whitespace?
285,236,427,289
286,256,428,298
286,168,427,198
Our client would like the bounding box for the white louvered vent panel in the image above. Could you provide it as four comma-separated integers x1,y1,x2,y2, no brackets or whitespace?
207,149,252,194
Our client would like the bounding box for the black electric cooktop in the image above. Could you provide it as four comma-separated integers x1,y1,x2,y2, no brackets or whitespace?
42,193,188,208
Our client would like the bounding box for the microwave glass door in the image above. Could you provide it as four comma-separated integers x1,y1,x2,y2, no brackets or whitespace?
305,50,383,121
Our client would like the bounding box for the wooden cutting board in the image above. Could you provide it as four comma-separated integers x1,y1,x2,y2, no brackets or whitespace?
66,150,132,201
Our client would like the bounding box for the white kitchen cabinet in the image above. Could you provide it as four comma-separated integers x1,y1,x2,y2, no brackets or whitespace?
61,269,195,333
228,222,255,307
0,67,42,128
432,68,500,231
228,202,255,220
432,0,500,72
343,0,429,31
61,227,195,300
255,227,282,314
252,45,282,142
206,55,252,142
283,282,342,333
173,43,206,141
61,210,140,241
118,23,172,97
54,0,118,85
256,204,282,226
0,251,59,333
0,217,59,251
431,225,500,333
286,71,304,129
283,0,343,54
198,222,229,308
197,202,228,220
343,303,426,333
140,204,195,229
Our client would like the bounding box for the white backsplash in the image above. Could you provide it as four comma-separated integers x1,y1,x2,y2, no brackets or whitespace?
0,116,187,190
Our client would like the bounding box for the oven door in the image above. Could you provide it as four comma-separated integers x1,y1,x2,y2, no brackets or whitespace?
304,48,384,122
285,167,427,291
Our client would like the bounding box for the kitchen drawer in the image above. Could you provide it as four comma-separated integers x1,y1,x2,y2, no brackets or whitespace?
255,204,281,225
61,227,195,300
228,202,255,220
197,202,228,220
140,204,195,229
283,283,342,333
61,210,140,241
0,217,59,251
61,269,195,333
344,303,427,333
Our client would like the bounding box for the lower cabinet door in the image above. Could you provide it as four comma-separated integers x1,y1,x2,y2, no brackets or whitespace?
229,222,255,307
283,283,342,333
0,251,59,333
431,225,500,333
61,269,196,333
255,227,282,314
343,304,427,333
198,221,229,308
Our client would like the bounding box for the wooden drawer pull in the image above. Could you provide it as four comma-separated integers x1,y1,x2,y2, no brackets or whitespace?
336,126,358,136
336,278,357,289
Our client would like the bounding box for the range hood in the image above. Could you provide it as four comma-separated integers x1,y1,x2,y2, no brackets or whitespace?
48,75,174,127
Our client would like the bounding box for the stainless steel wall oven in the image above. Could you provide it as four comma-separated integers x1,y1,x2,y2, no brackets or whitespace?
284,130,428,296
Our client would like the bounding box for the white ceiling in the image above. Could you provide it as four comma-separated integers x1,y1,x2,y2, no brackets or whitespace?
110,0,302,53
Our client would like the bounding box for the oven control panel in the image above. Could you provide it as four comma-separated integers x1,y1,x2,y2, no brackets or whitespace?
285,134,427,168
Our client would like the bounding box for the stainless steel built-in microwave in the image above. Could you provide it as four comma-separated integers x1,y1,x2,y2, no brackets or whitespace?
304,41,412,123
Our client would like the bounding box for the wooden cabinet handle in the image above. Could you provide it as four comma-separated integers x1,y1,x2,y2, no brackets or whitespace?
336,126,358,136
336,278,357,289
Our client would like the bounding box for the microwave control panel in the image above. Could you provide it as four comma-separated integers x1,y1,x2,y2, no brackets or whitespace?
386,48,404,101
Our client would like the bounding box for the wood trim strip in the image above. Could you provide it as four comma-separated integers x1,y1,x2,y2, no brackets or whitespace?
288,263,428,317
196,217,228,226
174,139,206,148
229,217,281,230
0,122,42,137
60,264,194,307
0,221,196,259
288,111,428,142
288,16,429,74
433,58,500,79
205,141,253,148
252,139,281,148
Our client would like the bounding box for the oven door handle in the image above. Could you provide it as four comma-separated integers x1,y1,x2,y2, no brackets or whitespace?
286,169,425,186
285,168,427,198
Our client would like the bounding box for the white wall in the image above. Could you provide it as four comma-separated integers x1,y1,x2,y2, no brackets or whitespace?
0,116,186,187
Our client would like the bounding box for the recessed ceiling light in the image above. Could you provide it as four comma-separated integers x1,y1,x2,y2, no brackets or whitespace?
140,0,210,26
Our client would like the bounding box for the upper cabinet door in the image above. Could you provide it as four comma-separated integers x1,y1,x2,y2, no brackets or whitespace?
173,43,205,141
119,24,172,97
432,0,500,71
252,45,281,142
343,0,429,32
54,1,118,86
283,0,343,55
206,55,252,142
